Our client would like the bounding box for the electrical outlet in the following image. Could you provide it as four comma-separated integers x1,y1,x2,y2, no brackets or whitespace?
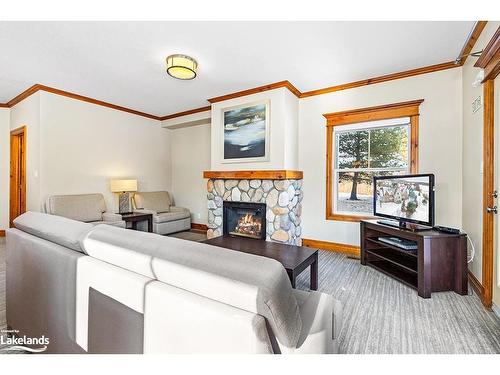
196,213,201,219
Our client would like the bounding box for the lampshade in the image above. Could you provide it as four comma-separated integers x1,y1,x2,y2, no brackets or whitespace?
166,54,198,80
110,179,137,193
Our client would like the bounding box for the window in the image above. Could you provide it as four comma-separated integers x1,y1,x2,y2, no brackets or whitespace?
324,100,423,222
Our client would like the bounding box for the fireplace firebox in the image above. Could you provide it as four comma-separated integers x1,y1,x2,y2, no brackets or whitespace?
223,201,266,240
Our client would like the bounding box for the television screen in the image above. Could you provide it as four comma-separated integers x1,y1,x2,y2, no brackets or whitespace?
373,174,434,226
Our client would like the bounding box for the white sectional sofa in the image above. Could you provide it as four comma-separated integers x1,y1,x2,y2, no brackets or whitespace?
6,211,342,354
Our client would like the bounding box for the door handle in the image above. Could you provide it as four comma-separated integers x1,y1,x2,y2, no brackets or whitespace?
486,206,498,214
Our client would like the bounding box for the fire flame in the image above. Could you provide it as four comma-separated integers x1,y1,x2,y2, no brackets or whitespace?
234,213,262,237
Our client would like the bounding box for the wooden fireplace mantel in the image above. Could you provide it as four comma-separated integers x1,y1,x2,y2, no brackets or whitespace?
203,170,303,180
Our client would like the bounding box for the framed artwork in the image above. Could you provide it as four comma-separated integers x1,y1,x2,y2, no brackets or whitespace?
222,100,270,163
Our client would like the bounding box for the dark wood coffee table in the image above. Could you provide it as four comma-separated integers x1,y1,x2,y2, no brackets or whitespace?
203,236,318,290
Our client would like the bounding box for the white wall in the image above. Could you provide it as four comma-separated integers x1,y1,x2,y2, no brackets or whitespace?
0,108,10,230
37,92,171,213
169,123,211,224
210,87,299,171
10,93,42,212
283,89,299,169
6,92,172,215
299,68,463,245
462,21,500,281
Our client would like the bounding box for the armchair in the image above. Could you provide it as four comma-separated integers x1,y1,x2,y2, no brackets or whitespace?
45,193,125,228
132,191,191,235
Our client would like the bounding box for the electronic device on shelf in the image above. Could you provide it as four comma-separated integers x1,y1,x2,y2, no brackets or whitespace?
373,173,435,231
378,236,418,251
433,225,460,234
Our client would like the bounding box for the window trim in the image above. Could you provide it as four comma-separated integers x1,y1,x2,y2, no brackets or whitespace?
324,99,423,222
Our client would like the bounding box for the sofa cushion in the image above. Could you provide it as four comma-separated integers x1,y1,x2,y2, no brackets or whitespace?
46,194,106,222
80,225,302,348
154,209,190,223
14,211,93,253
133,192,171,213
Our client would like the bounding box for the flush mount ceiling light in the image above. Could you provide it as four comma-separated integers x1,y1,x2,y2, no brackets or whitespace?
166,54,198,80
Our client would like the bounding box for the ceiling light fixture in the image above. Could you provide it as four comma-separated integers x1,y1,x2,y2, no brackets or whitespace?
166,54,198,80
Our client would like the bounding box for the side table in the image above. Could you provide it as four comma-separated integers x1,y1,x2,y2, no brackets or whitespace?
120,212,153,233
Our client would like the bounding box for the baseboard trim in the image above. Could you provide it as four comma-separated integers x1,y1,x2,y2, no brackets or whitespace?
468,270,484,301
302,238,360,257
0,230,5,237
191,223,208,231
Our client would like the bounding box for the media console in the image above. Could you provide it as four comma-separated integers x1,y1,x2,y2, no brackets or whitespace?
360,220,468,298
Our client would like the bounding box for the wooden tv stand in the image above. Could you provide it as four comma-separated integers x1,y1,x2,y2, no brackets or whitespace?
360,220,468,298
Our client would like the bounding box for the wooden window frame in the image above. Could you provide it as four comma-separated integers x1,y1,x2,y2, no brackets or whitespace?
324,99,423,222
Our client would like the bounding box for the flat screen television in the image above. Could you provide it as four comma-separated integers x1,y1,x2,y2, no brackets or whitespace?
373,173,435,228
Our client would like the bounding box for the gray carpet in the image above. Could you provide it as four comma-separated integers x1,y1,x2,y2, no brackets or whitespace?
0,235,499,354
169,230,207,242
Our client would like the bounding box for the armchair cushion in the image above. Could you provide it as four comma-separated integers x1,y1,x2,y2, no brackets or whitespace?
133,192,171,213
46,194,106,223
153,207,190,223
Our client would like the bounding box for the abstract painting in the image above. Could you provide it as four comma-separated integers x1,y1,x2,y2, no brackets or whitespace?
222,101,269,162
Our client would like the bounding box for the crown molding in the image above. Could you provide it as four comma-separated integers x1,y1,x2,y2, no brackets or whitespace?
300,61,459,98
6,84,40,107
1,22,487,123
0,60,460,122
6,84,162,120
207,80,301,103
458,21,488,65
159,105,211,121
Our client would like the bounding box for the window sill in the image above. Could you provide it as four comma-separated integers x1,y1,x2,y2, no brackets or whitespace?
327,213,375,222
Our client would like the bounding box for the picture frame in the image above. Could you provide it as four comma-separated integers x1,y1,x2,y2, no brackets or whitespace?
221,100,270,163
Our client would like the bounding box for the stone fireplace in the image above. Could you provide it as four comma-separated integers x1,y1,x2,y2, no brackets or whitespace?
204,170,303,245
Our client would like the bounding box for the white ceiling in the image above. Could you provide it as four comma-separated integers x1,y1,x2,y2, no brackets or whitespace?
0,21,474,116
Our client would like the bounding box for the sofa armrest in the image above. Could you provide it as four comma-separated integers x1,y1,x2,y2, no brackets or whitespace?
133,208,157,215
102,212,123,222
280,290,340,354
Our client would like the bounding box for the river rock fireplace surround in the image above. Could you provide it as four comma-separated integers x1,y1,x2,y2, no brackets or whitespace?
204,170,303,245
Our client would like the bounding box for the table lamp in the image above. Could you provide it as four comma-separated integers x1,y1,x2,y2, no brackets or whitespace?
110,179,137,214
